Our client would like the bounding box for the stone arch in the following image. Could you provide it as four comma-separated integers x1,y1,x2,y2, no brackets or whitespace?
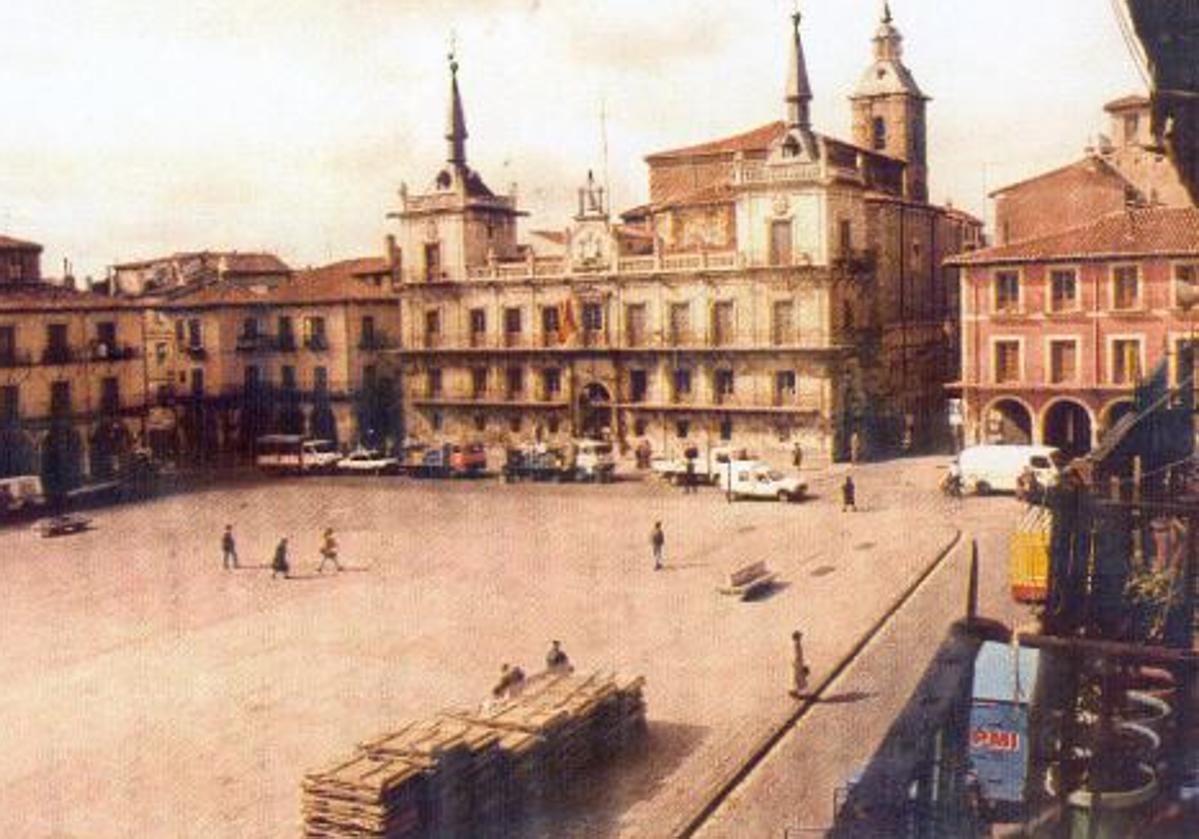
578,382,613,440
1100,398,1136,436
982,397,1033,445
1041,398,1094,458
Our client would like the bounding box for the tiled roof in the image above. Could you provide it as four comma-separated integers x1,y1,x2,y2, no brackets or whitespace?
113,251,291,275
948,206,1199,265
645,121,787,161
649,182,737,212
271,258,396,304
989,155,1133,199
1104,94,1150,112
0,282,138,312
0,234,42,251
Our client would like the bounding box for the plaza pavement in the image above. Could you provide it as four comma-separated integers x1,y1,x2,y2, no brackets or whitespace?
0,456,1005,837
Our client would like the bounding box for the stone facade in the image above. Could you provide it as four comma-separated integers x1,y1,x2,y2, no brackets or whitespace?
0,235,42,285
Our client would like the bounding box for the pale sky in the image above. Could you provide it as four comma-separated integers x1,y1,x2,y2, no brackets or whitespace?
0,0,1145,281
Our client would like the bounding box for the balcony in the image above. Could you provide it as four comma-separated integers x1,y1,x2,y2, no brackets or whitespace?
541,330,563,348
625,331,648,349
667,330,699,348
0,350,33,368
276,335,297,353
304,334,330,352
581,329,607,348
91,343,139,362
503,332,528,349
235,334,275,353
41,346,76,365
358,332,395,351
184,343,208,360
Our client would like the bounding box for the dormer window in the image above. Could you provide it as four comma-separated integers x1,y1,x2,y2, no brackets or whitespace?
435,170,452,190
782,136,800,158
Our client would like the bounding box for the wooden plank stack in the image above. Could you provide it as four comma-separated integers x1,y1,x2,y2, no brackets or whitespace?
301,670,646,837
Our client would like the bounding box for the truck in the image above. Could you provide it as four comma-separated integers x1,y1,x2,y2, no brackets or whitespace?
404,442,488,478
574,439,616,483
651,446,754,486
502,445,576,482
255,435,341,474
716,461,807,502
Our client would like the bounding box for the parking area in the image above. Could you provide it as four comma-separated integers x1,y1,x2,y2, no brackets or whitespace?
0,458,1013,837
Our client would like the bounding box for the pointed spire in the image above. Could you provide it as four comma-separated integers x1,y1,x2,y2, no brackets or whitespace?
785,5,812,130
446,39,468,168
882,1,893,24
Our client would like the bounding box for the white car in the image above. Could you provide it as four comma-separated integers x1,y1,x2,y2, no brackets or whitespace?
337,448,400,475
717,461,807,501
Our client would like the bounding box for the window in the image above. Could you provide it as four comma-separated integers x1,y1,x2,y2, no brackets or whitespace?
363,364,377,389
277,316,295,350
509,415,521,433
174,319,185,344
582,302,604,331
424,310,441,348
633,418,647,437
1174,263,1199,307
625,303,647,346
770,219,793,266
672,368,692,401
1049,269,1078,312
474,414,486,432
994,340,1021,383
541,306,560,334
719,416,733,441
96,321,117,353
469,308,486,345
427,368,442,398
712,301,734,346
187,318,202,348
241,317,258,339
0,325,15,365
872,116,887,151
0,385,18,424
50,381,71,415
424,242,441,282
281,365,297,392
1049,340,1077,384
772,300,794,345
1112,339,1142,385
46,323,70,363
472,368,488,398
305,317,328,350
668,303,692,345
431,411,443,432
629,369,648,403
774,370,797,406
190,368,205,397
100,377,119,413
838,220,852,256
361,315,376,348
505,366,523,398
504,307,523,346
542,367,561,398
1124,113,1139,143
314,366,328,395
1112,266,1140,310
714,369,734,402
994,271,1020,314
675,420,690,439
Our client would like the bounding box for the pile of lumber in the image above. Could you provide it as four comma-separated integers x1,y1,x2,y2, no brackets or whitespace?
301,670,646,838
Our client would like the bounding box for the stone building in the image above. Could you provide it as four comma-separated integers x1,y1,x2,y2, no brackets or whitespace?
0,235,43,285
949,205,1199,457
109,250,293,297
153,258,401,461
992,95,1192,247
0,274,148,493
391,6,981,461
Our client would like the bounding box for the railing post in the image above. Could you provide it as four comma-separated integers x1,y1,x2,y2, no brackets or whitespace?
966,536,979,623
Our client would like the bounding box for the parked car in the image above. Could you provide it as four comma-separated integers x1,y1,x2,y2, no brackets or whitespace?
256,435,341,474
574,439,616,482
954,445,1065,495
337,448,400,475
503,445,576,482
448,442,488,476
34,513,92,537
0,475,46,518
717,461,807,501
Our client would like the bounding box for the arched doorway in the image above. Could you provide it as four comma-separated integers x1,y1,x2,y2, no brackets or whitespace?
0,428,37,477
1042,400,1093,458
1101,399,1136,438
90,421,130,480
578,383,612,440
984,398,1033,445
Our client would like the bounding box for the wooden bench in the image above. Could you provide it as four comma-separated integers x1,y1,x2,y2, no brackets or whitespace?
718,560,777,598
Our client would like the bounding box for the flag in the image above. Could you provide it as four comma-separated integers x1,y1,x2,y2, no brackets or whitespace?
561,299,578,343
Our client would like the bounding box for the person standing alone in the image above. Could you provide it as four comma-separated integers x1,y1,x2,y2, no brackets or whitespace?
221,524,239,570
790,630,811,698
317,527,342,573
651,521,665,570
272,538,290,579
841,475,857,513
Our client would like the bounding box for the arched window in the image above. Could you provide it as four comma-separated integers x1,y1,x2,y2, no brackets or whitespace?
872,116,887,151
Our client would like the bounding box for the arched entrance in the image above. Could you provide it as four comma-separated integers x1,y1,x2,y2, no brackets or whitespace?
578,383,613,440
1101,399,1136,437
0,428,37,477
90,421,130,480
984,398,1033,445
1042,400,1093,458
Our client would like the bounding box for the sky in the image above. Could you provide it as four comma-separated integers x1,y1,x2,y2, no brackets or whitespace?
0,0,1146,281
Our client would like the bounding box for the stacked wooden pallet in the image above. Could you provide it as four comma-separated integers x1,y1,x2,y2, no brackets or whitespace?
301,670,646,837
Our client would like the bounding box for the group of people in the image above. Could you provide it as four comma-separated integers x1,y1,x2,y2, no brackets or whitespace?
491,641,575,699
220,525,342,579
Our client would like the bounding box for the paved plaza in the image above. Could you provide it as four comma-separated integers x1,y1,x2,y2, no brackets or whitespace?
0,458,1020,837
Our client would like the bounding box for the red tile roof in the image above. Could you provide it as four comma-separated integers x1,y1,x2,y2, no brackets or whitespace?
0,282,138,312
948,206,1199,266
645,121,787,161
163,257,397,308
0,234,42,251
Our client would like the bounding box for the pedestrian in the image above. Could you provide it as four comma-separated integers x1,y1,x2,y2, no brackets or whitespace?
684,456,697,494
792,442,804,470
272,538,290,579
317,527,342,573
651,521,665,570
850,430,863,465
221,524,239,570
545,640,573,674
492,663,527,699
841,475,857,512
790,630,811,699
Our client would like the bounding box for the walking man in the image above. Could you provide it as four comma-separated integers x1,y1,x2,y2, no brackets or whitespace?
221,524,239,570
841,474,857,512
272,538,290,579
792,442,804,471
651,521,665,570
684,457,697,494
790,630,811,699
317,527,342,573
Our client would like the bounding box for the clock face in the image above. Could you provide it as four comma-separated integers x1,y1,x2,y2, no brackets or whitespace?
574,227,607,264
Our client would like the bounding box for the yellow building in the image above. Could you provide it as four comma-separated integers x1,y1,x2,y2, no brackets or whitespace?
391,8,981,461
0,280,148,492
155,258,402,461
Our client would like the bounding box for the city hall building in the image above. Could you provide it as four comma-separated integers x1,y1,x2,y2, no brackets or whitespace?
391,7,982,461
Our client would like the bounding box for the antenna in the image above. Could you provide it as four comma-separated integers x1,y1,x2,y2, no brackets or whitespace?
600,96,612,217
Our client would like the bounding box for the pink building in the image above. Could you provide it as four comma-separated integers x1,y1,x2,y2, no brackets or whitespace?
949,205,1199,456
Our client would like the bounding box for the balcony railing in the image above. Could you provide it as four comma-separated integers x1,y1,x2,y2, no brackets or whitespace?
581,329,606,348
469,331,487,348
276,335,297,352
541,330,562,348
304,335,330,352
41,346,76,365
184,343,208,360
358,333,395,351
235,334,275,353
0,350,33,368
91,343,139,361
503,333,527,349
423,333,443,350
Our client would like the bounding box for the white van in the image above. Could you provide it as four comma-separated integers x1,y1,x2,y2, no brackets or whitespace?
954,445,1065,495
0,475,46,515
574,439,616,482
717,461,807,502
256,435,341,473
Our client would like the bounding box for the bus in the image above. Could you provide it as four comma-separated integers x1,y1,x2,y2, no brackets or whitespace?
255,435,340,474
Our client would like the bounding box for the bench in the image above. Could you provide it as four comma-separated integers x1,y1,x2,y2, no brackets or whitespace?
718,560,777,598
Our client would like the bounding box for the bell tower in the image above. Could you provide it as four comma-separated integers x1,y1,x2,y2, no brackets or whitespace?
849,2,929,201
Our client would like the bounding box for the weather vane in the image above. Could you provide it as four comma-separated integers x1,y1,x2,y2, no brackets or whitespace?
448,29,458,73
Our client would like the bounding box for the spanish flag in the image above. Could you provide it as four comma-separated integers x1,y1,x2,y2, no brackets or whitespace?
560,299,578,344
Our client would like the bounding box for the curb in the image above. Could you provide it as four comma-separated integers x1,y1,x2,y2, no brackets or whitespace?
674,527,965,838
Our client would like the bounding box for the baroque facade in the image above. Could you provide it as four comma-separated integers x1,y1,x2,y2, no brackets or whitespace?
392,7,982,461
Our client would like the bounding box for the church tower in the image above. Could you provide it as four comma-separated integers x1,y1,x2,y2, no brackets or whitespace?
850,3,929,202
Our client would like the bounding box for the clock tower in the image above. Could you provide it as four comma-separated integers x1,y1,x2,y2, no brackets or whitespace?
569,170,613,271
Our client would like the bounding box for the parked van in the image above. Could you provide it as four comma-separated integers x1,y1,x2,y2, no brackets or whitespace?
255,435,341,473
574,439,616,482
0,475,46,516
954,445,1065,495
717,461,807,502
